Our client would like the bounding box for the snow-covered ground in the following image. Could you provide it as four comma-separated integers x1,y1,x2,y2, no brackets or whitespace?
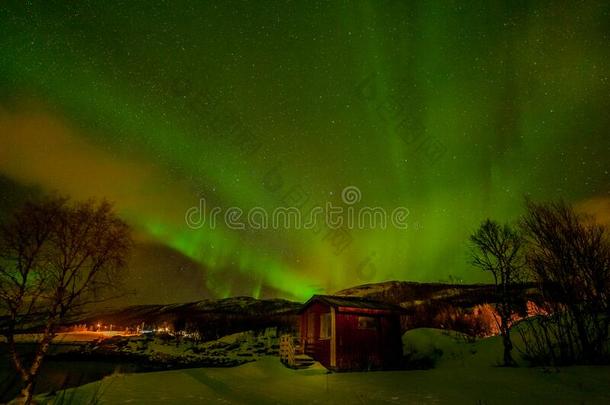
34,356,610,404
132,330,275,366
33,328,610,404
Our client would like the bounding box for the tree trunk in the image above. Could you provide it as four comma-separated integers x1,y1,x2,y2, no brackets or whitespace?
8,335,28,381
13,327,55,404
501,316,515,366
16,378,34,405
500,306,515,367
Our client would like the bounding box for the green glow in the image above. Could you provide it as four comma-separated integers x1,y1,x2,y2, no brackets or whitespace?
1,1,608,300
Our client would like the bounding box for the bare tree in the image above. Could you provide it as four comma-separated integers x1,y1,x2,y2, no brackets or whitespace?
470,219,524,366
0,196,131,404
520,200,610,364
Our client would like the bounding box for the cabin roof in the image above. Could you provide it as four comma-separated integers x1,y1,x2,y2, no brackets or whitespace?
298,294,402,313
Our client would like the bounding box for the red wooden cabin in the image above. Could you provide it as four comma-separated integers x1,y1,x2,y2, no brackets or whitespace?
298,295,403,371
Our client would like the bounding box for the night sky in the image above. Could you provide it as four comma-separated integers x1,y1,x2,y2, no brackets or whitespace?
1,1,609,303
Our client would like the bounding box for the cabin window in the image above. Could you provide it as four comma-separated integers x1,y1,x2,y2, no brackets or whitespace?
357,316,376,330
320,313,331,339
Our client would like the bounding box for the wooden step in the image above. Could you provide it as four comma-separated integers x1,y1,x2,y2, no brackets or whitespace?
293,354,315,369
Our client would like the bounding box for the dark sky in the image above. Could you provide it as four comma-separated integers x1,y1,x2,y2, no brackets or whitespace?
1,1,609,302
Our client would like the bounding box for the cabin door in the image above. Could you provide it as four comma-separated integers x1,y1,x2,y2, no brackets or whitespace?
306,312,315,344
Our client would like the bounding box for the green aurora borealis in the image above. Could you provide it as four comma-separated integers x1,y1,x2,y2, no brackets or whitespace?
1,1,609,302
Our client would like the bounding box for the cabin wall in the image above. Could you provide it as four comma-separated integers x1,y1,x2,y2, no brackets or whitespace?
299,302,403,371
379,314,403,368
335,311,402,371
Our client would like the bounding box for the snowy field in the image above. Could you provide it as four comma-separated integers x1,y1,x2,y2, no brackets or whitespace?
34,329,610,404
34,357,610,404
